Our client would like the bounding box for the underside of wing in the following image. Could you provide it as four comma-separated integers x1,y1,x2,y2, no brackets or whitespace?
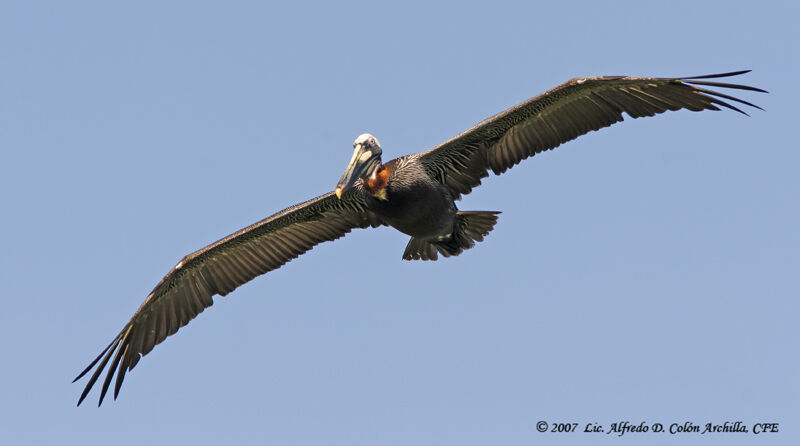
74,190,382,406
418,71,765,200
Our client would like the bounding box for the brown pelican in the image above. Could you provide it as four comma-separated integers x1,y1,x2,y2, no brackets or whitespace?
74,71,764,406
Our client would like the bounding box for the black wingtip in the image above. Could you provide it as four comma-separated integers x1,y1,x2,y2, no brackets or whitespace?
692,86,766,115
678,70,768,94
682,70,751,80
77,387,90,407
74,336,123,408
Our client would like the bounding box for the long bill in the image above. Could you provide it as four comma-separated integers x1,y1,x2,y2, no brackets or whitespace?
335,143,381,199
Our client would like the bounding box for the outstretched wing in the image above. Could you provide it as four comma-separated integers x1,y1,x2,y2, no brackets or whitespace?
417,71,765,200
74,190,382,406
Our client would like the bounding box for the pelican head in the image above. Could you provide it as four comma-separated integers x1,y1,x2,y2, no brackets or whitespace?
335,133,383,199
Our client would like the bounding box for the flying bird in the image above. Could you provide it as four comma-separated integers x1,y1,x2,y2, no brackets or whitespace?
75,70,764,406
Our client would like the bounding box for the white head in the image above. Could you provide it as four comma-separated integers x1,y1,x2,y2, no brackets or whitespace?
334,133,384,198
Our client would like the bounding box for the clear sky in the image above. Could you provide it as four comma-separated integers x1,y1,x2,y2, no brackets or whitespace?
1,1,796,445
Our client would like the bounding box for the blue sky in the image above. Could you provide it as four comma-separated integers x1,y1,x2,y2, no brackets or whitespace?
1,1,796,445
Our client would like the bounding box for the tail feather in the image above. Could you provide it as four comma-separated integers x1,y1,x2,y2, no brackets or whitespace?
402,237,439,261
402,211,500,261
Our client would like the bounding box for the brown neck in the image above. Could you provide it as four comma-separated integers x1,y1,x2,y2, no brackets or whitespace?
363,164,390,200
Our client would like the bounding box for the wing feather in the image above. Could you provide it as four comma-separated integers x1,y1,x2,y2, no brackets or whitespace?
419,71,765,199
75,190,381,406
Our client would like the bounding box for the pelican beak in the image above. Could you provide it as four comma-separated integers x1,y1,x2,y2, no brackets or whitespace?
335,143,380,199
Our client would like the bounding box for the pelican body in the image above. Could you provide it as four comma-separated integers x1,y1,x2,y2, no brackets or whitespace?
336,136,498,260
74,71,764,405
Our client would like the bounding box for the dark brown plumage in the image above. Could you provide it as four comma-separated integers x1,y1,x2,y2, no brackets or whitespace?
75,71,764,406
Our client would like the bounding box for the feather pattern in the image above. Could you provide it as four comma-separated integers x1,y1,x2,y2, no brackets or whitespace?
74,190,382,406
418,71,765,200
